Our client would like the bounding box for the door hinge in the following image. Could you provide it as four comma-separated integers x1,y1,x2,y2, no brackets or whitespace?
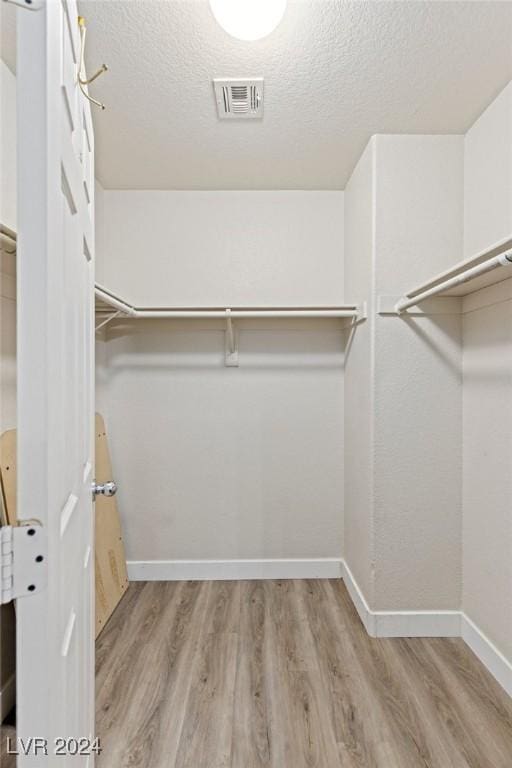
0,522,48,605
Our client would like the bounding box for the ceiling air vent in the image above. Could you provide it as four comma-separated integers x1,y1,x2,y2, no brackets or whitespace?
213,78,264,119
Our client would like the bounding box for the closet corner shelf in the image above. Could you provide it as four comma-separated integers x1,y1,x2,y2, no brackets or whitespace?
380,235,512,316
95,283,366,327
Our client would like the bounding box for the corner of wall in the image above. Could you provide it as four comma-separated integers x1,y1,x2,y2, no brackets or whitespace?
0,59,17,232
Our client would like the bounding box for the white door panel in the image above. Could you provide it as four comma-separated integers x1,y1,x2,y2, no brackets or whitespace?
17,0,95,764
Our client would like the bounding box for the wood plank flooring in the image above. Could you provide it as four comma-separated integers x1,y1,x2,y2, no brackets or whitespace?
95,580,512,768
2,579,511,766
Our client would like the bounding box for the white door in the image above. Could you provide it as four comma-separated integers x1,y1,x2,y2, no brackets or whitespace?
16,0,95,764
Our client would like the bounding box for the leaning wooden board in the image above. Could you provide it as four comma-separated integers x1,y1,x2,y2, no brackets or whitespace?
0,429,17,526
0,419,128,637
94,413,129,637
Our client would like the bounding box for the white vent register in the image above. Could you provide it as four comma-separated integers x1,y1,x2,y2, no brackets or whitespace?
213,78,264,119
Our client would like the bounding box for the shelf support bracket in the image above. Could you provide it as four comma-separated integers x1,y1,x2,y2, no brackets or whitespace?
95,310,121,333
225,309,239,367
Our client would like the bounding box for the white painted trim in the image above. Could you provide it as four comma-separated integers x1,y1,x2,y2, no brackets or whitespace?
127,558,343,582
372,610,461,638
0,673,15,723
341,560,376,635
342,562,511,697
341,561,460,637
461,613,512,698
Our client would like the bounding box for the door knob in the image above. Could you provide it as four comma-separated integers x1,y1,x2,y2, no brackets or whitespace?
92,480,117,498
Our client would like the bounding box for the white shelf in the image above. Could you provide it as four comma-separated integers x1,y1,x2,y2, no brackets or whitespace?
95,283,365,322
95,283,366,366
387,235,512,314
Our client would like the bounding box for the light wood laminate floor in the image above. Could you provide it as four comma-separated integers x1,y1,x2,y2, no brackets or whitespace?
95,580,512,768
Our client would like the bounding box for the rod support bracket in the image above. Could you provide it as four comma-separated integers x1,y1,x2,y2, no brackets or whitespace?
377,296,402,315
357,301,368,321
95,310,121,333
225,309,239,367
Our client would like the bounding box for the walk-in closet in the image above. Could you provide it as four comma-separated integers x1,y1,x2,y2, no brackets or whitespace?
1,2,511,766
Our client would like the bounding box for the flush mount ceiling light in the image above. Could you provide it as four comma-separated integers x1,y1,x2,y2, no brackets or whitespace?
209,0,287,41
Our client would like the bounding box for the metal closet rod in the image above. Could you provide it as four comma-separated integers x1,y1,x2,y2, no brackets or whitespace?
0,224,17,253
0,224,16,241
395,247,512,314
95,286,137,316
94,286,360,319
135,309,358,318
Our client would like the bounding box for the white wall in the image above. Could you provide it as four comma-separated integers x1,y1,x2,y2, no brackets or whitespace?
0,61,16,231
464,81,512,258
344,139,375,604
100,319,345,563
98,191,345,307
96,192,346,567
462,282,512,662
95,181,108,420
462,81,512,662
373,135,463,610
344,134,464,613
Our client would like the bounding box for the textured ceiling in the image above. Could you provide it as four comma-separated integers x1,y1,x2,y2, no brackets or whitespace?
3,1,512,189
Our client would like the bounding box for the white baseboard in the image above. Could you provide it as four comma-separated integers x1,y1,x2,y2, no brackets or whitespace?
127,558,343,582
341,561,460,637
341,560,377,635
342,560,511,697
461,613,512,698
371,611,461,638
0,673,15,723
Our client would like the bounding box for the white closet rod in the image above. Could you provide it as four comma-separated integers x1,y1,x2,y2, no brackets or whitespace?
95,286,137,316
395,249,512,314
135,309,358,318
95,286,360,319
0,223,17,253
